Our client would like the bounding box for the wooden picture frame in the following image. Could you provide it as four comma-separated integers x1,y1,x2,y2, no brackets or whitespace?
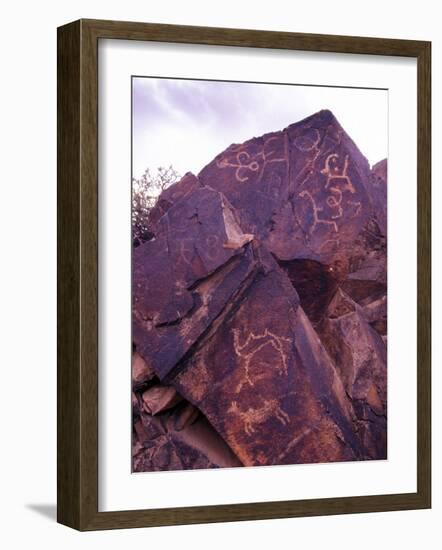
57,18,431,531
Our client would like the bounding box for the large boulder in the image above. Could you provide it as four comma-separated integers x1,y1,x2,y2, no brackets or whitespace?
132,392,241,471
173,245,365,466
132,185,254,379
316,288,387,459
132,110,388,470
198,110,375,270
134,183,377,465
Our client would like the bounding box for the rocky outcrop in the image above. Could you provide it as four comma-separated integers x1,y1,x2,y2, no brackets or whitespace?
132,186,254,380
132,392,241,471
172,242,363,466
316,288,387,458
199,110,373,267
132,110,388,470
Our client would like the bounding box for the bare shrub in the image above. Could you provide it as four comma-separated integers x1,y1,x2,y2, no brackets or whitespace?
132,165,180,246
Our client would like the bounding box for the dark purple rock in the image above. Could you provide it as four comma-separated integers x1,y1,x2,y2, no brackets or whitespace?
132,402,242,471
316,288,387,459
199,110,374,267
133,110,388,470
133,186,254,380
172,245,365,466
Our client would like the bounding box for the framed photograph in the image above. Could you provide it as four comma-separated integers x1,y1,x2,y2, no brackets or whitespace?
57,19,431,530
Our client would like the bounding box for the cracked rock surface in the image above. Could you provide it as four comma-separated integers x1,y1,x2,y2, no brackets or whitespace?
132,110,387,470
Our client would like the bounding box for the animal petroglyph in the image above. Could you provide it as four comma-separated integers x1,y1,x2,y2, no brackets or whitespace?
216,134,288,183
298,190,338,233
228,399,290,436
233,328,291,390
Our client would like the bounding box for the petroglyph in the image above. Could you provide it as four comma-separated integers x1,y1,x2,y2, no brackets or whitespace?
262,135,289,164
204,234,220,261
178,238,194,265
298,154,361,234
321,154,356,194
294,129,328,188
228,399,290,436
233,328,291,391
347,200,362,218
326,187,344,219
277,427,314,462
298,190,338,233
216,134,288,183
293,128,321,152
318,238,340,252
216,151,260,182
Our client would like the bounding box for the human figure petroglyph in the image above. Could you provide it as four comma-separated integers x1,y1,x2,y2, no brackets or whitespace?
321,153,356,194
216,134,288,183
298,190,338,234
233,328,291,390
299,153,360,234
228,399,290,436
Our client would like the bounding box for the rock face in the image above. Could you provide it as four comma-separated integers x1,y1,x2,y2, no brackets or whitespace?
132,186,255,380
316,289,387,458
132,110,388,471
199,110,373,268
132,392,242,471
173,243,363,466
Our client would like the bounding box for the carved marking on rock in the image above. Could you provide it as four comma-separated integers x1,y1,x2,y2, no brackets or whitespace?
233,328,291,391
262,134,289,166
216,134,288,183
293,128,321,152
277,427,314,461
298,154,360,234
178,238,194,265
216,151,260,182
347,200,362,218
326,187,344,219
298,190,338,234
228,399,290,436
318,238,340,252
205,234,221,261
321,154,356,194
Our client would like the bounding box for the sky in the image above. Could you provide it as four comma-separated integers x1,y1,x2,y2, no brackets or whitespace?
132,77,388,181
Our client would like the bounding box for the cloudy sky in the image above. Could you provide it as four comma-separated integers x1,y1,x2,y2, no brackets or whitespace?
132,77,388,180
